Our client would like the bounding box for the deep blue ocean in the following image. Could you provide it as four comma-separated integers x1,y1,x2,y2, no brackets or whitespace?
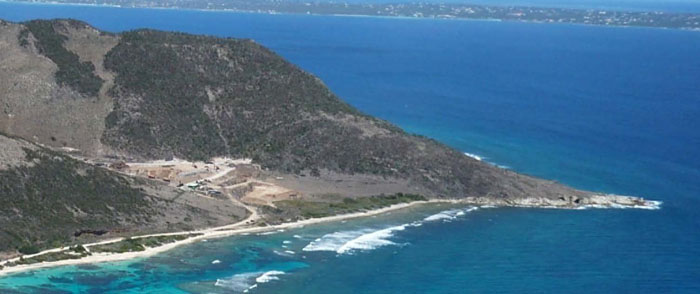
1,2,699,293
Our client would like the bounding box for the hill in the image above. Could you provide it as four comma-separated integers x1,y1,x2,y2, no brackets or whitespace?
0,133,247,258
1,18,597,200
0,18,657,260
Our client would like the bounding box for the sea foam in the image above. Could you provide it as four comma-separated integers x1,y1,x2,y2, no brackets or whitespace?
336,224,409,254
215,270,286,292
304,207,479,255
423,207,478,222
575,200,663,210
215,272,260,292
464,152,510,169
302,225,410,255
302,230,370,253
256,271,285,283
464,152,483,161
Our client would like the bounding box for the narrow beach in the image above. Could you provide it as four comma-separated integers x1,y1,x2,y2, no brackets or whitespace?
0,199,455,276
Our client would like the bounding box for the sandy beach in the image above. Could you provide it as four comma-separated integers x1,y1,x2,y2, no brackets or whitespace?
0,199,456,277
0,194,661,277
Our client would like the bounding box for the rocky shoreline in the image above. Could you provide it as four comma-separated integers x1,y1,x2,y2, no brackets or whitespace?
462,194,661,210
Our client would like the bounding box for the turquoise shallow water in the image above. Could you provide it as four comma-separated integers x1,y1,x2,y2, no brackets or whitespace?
0,2,699,293
1,204,697,293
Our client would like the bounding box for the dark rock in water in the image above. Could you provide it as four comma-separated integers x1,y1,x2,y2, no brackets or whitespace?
19,286,71,294
72,272,123,286
47,276,74,284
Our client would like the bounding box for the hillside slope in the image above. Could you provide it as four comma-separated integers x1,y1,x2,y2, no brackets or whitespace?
1,19,618,202
0,133,247,257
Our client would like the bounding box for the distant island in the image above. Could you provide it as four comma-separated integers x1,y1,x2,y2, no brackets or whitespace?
8,0,700,30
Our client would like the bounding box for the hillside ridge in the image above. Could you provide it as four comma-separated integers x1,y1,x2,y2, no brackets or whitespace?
0,18,605,200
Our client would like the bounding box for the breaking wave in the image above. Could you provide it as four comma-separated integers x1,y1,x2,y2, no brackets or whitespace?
336,224,409,254
302,230,370,253
575,200,663,210
215,270,285,293
423,207,478,222
215,272,259,292
303,207,479,255
302,225,407,255
464,152,483,161
256,271,285,283
464,152,509,169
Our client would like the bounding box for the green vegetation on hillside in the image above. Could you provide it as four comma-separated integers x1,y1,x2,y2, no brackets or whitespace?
96,28,529,198
20,20,103,96
89,234,200,253
103,30,365,162
5,246,90,267
0,144,156,253
0,20,585,218
98,29,435,179
272,193,427,219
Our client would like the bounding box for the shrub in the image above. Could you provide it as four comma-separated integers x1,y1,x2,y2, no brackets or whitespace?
18,244,40,255
22,20,103,96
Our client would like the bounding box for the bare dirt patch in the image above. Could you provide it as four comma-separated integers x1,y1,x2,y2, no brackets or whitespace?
0,135,37,171
0,22,118,156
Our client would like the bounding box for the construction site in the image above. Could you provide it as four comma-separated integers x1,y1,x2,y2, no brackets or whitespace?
107,157,300,211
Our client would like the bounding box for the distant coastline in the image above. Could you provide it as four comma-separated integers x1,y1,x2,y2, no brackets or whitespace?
2,0,700,31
